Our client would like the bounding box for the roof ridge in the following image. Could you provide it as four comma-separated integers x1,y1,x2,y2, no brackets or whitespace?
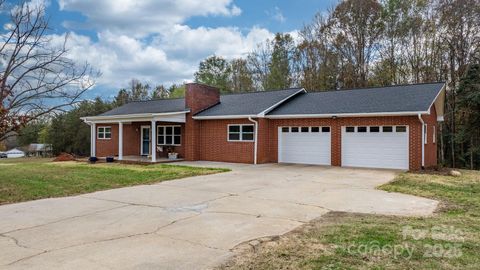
122,88,303,103
219,88,303,97
311,81,446,93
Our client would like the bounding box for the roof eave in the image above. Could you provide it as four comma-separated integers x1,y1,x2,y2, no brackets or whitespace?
428,82,446,120
265,111,430,119
192,114,257,120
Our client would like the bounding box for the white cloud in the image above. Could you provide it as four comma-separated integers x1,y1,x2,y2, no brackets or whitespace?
267,6,285,23
50,0,274,94
55,26,272,92
59,0,242,37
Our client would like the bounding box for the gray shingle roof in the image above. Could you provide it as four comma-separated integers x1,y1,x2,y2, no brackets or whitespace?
99,98,186,116
195,88,304,117
268,82,445,116
97,82,444,118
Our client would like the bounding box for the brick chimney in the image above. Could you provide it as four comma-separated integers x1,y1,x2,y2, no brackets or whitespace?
184,83,220,161
185,83,220,114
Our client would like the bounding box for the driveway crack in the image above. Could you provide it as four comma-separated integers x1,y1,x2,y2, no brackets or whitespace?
156,234,229,252
204,210,306,224
243,194,333,212
1,205,129,235
5,212,202,266
0,233,41,251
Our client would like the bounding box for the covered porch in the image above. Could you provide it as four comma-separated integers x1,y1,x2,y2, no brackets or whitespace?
81,111,189,163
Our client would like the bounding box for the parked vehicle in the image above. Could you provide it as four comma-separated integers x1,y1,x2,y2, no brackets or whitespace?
0,152,7,158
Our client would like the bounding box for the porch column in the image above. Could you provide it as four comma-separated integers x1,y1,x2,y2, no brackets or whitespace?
151,120,156,162
90,123,96,157
118,122,123,160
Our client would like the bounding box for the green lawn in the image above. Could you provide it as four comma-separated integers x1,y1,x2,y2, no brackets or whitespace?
220,170,480,270
0,158,229,205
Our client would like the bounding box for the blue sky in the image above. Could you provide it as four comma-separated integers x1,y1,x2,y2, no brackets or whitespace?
2,0,337,99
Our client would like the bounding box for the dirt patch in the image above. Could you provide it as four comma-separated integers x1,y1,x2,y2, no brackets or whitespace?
218,213,348,269
53,153,76,162
410,167,452,176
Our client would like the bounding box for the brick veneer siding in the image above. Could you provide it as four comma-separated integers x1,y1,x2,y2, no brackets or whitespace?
259,115,427,170
96,124,118,157
184,83,220,161
197,119,255,163
96,113,437,170
95,122,185,158
422,105,438,168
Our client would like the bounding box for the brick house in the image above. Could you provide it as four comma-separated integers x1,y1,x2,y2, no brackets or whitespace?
81,82,445,170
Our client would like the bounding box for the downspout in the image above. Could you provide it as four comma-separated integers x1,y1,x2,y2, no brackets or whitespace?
81,118,95,157
418,114,425,168
248,116,258,165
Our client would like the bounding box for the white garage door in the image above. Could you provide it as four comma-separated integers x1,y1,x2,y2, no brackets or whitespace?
341,126,409,170
279,126,331,165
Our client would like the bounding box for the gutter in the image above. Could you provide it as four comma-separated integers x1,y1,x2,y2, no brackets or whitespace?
248,116,258,165
418,114,425,168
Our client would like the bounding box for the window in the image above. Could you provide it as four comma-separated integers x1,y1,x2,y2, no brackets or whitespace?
97,127,111,139
311,127,320,132
157,125,181,145
396,126,407,133
424,124,428,144
228,124,255,141
282,127,289,133
433,126,436,144
301,127,309,132
322,127,330,133
383,126,393,132
370,126,380,132
358,126,367,132
291,127,299,132
346,127,355,132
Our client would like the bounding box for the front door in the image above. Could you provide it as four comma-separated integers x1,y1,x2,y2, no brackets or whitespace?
141,126,150,156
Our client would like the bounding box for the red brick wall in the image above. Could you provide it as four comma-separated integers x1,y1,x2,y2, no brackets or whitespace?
196,119,255,163
185,83,220,114
423,105,438,168
184,83,221,161
260,116,425,170
96,124,118,157
95,122,185,158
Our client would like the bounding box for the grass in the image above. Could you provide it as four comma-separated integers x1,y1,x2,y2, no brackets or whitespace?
0,158,229,205
220,170,480,270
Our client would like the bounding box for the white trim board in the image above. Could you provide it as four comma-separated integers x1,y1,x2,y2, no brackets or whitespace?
81,111,189,123
266,111,429,119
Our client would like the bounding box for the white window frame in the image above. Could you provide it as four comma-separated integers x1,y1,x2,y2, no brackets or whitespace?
433,126,436,144
227,124,255,142
97,126,112,140
424,124,428,144
157,125,181,146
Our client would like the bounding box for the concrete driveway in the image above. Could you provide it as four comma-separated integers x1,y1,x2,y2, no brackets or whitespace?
0,162,438,270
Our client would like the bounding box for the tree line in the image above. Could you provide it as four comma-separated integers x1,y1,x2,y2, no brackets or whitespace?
6,0,480,169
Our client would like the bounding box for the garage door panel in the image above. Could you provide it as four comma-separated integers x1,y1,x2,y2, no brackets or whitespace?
341,126,409,170
279,128,331,165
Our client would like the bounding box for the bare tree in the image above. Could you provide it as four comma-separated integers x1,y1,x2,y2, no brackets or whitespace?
295,13,339,91
0,1,97,141
325,0,384,88
247,42,272,91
